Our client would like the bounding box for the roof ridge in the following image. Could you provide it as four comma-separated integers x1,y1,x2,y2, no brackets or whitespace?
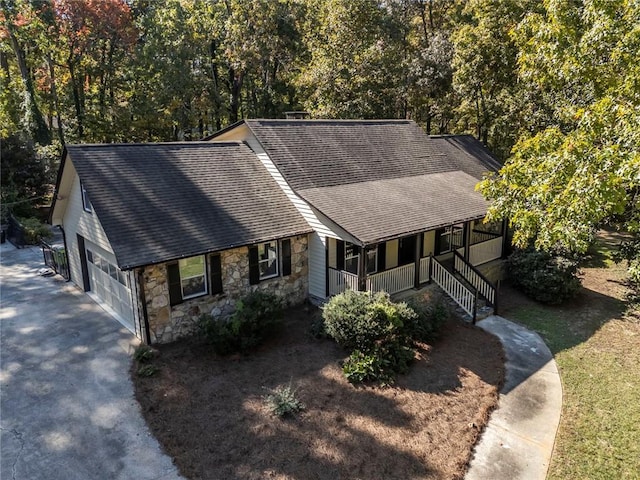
66,140,245,148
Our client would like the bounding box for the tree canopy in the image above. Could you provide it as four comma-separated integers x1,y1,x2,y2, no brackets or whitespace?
1,0,639,278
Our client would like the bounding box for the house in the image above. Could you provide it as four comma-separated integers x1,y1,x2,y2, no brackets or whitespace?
50,119,505,344
50,142,312,343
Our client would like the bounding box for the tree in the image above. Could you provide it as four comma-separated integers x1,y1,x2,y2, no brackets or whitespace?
479,0,640,277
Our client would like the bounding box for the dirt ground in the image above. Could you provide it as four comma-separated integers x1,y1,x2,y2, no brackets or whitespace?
133,305,504,480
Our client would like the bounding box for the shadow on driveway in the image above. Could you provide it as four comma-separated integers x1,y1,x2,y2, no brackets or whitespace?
1,245,183,480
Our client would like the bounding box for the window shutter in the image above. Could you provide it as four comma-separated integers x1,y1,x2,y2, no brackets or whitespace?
336,240,345,270
167,262,182,306
281,239,292,276
248,246,260,285
378,242,386,272
209,254,223,294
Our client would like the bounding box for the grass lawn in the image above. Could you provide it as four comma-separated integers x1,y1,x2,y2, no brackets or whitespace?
132,298,504,480
500,231,640,479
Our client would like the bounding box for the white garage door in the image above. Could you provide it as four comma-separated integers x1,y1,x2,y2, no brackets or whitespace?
85,242,135,332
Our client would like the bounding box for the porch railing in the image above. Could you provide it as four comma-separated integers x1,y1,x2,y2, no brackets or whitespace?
431,256,477,321
453,250,496,311
42,242,70,280
419,256,431,283
469,236,503,265
366,263,415,295
470,229,501,245
328,267,359,296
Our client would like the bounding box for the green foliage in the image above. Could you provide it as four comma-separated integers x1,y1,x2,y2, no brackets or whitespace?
322,290,416,351
263,382,305,418
200,291,283,355
137,364,159,377
17,217,52,245
403,299,449,342
323,290,423,384
133,344,156,363
507,248,582,305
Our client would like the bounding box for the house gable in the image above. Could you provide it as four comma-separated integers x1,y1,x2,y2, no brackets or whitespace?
55,142,311,270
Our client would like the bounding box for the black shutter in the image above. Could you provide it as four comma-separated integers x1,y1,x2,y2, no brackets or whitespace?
76,235,90,292
248,246,260,285
167,262,182,306
336,240,345,270
377,242,386,272
281,239,292,276
209,254,223,294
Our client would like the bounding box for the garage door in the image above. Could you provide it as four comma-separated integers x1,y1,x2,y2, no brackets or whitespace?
85,242,135,332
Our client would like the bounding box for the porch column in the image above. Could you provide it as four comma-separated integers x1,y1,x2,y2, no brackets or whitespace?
358,245,367,291
463,221,470,262
414,233,422,288
325,240,330,297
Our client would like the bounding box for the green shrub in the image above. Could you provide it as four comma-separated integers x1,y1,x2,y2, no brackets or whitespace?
508,248,582,304
322,290,417,351
403,299,449,342
200,291,283,354
17,217,52,244
263,382,305,417
133,344,156,363
137,364,159,377
323,290,420,384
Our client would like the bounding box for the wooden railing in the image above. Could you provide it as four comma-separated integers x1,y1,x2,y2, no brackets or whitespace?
328,267,359,296
431,256,477,321
419,256,431,283
470,229,501,245
454,250,496,311
42,242,70,280
366,263,415,295
468,236,503,265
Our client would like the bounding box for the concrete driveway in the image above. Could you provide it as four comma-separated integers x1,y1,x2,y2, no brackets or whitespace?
1,244,183,480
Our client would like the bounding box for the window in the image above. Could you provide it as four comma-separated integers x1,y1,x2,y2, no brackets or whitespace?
81,182,92,213
178,256,207,299
344,243,359,275
258,241,279,280
248,239,292,285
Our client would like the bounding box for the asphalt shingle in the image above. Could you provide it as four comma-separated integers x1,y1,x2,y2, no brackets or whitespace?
68,142,311,269
238,119,500,244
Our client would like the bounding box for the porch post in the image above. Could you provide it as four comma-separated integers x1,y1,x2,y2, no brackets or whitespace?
463,221,470,262
414,233,422,288
358,245,367,291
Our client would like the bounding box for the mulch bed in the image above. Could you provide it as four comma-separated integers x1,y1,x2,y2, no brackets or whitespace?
133,306,504,480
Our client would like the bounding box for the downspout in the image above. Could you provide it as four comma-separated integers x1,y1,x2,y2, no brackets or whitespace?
137,267,152,345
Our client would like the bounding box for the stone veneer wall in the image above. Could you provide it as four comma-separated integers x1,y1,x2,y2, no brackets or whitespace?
142,235,309,344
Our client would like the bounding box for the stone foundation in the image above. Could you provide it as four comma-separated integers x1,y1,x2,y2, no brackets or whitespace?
142,235,309,343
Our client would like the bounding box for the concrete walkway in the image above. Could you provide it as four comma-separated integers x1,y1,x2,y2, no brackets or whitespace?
0,243,183,480
466,315,563,480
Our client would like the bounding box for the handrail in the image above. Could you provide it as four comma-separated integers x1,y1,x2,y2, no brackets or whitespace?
431,255,477,322
453,250,497,313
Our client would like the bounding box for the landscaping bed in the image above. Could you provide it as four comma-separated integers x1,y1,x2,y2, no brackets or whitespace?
133,306,504,480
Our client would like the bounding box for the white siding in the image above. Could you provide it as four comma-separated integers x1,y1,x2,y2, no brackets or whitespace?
308,232,327,299
63,173,114,288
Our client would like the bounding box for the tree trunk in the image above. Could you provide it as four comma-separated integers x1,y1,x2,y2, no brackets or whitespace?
47,56,65,145
228,66,244,123
68,61,84,139
7,27,50,144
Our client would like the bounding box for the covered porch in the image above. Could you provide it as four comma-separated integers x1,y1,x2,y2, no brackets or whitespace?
326,217,505,298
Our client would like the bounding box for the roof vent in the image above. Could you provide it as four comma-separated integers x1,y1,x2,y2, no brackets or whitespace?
285,111,310,120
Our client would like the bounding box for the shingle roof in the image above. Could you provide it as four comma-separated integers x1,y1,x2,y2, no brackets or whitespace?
233,119,500,244
299,171,489,244
68,142,311,269
243,119,499,190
